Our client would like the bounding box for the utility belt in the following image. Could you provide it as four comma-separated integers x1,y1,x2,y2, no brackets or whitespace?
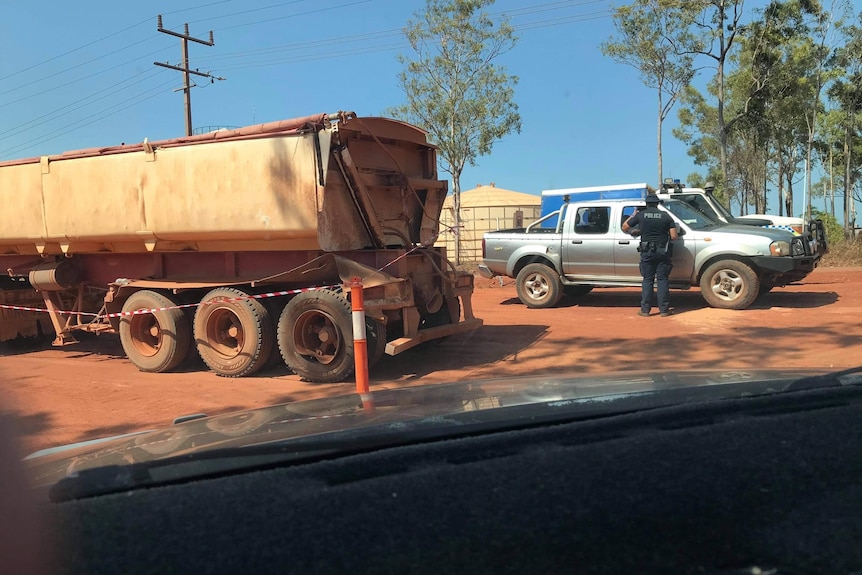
637,241,669,254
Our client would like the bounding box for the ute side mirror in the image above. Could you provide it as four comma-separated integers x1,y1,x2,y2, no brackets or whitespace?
675,224,685,237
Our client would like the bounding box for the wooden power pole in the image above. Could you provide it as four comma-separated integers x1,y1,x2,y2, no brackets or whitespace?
154,15,224,136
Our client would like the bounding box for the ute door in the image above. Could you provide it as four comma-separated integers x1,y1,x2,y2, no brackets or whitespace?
562,205,615,280
613,204,643,281
663,212,697,285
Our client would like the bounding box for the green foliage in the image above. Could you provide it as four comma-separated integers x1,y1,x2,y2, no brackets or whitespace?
673,0,860,218
600,0,695,101
673,85,719,168
389,0,520,263
601,0,695,185
686,173,707,188
390,0,520,184
807,207,844,241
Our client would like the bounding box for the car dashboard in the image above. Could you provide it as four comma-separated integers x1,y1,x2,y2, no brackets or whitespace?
40,384,862,575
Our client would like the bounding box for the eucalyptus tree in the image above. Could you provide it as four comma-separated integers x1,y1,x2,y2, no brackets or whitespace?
601,0,696,186
677,0,748,191
827,17,862,238
391,0,520,264
738,1,818,217
794,0,849,222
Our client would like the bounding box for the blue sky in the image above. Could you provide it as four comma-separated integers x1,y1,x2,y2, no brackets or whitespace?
0,0,853,219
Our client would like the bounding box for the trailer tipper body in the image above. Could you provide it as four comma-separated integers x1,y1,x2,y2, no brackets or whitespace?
0,112,480,382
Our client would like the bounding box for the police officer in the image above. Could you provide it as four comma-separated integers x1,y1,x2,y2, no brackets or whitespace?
622,194,678,317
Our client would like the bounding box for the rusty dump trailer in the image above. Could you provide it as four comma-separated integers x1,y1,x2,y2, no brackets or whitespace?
0,112,480,382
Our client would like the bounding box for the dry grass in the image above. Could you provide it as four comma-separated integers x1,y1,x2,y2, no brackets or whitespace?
821,238,862,267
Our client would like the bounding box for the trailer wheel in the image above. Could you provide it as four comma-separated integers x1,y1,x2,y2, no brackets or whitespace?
194,288,275,377
516,263,563,308
278,289,355,383
366,319,387,367
119,290,191,373
699,260,760,310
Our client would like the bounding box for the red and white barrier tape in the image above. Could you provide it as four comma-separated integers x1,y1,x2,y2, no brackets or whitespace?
2,234,460,319
0,304,99,316
0,284,338,319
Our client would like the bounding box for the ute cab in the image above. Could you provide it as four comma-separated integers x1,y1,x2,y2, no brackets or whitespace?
655,179,828,255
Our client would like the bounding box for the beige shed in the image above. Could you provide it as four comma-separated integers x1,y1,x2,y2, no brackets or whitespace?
436,183,541,262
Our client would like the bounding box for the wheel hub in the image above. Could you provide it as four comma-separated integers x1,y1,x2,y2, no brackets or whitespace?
130,314,162,357
527,274,548,298
206,308,244,356
712,270,742,301
294,310,340,365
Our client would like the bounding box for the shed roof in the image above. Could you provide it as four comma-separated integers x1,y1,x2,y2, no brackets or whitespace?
443,184,540,208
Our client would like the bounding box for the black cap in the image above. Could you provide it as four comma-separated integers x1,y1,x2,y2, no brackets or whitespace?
645,194,661,205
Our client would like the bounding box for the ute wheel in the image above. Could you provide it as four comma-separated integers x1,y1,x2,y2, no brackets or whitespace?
699,260,760,310
516,263,563,308
194,288,274,378
563,285,593,298
278,289,356,383
119,290,191,373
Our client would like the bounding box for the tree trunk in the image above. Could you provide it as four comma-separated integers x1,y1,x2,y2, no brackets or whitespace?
657,90,663,187
844,126,854,240
452,169,462,265
716,2,729,202
830,147,835,218
785,169,794,219
805,143,813,223
778,164,784,217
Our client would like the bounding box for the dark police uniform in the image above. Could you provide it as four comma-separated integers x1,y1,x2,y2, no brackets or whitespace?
623,196,676,316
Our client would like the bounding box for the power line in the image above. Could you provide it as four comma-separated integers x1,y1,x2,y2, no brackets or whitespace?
186,0,306,25
195,29,404,63
189,1,604,67
0,69,162,142
2,0,595,104
0,0,239,83
0,19,152,84
1,45,173,108
1,0,596,88
218,0,373,32
0,78,178,159
1,0,612,153
154,15,224,136
203,10,612,72
0,35,159,98
187,2,609,71
211,42,409,71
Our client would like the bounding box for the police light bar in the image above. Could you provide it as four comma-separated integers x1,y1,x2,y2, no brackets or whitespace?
661,178,685,192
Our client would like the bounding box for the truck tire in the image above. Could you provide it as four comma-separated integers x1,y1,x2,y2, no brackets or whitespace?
366,319,387,368
278,289,356,383
699,260,760,310
516,263,563,309
119,290,191,373
194,288,275,378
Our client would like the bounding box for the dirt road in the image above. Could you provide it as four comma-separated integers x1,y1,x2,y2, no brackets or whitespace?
2,267,860,454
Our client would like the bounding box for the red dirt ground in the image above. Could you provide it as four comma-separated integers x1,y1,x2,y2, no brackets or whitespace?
2,267,860,454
